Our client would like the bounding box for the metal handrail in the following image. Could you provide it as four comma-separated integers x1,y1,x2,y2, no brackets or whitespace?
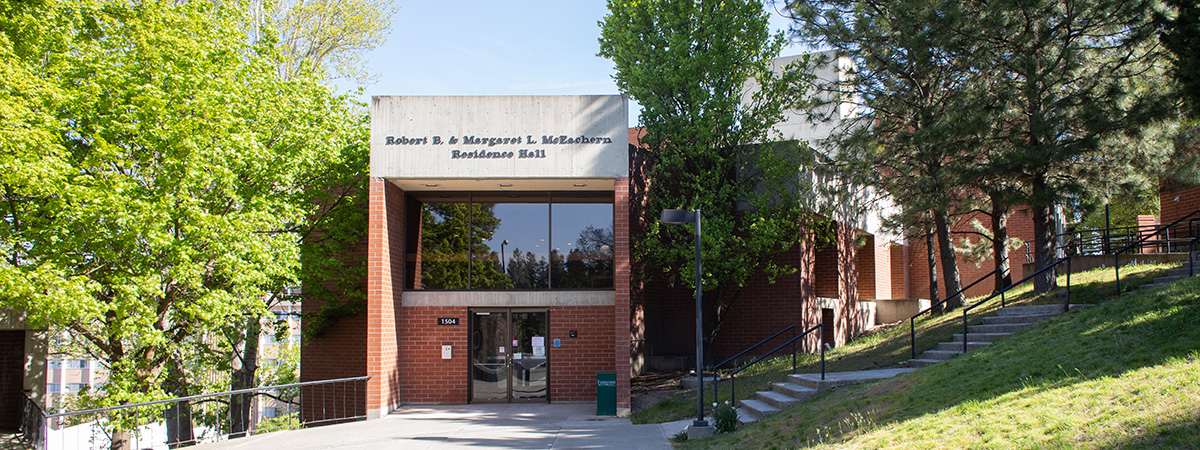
713,325,796,370
960,255,1073,353
1028,220,1196,262
718,323,824,404
1114,209,1200,293
21,392,45,450
44,376,370,419
909,267,1002,359
21,375,371,450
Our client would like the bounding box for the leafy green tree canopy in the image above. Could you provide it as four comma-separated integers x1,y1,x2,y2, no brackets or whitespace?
0,0,364,410
599,0,819,346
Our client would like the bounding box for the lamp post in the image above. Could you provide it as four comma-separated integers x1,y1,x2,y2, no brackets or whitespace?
661,208,708,429
501,239,509,273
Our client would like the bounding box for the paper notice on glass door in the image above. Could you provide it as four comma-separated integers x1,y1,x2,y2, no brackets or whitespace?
531,336,544,347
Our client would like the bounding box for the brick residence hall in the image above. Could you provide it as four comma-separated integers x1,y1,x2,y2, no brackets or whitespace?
295,89,1068,421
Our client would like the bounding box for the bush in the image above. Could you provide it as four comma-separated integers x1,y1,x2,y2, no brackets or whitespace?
712,401,738,434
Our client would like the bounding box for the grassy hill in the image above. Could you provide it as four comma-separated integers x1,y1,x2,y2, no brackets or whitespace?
634,263,1176,426
681,271,1200,449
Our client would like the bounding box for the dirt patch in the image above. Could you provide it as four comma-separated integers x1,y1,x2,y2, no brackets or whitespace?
631,371,686,414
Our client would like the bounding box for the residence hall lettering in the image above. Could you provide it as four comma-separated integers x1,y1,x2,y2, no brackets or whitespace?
383,133,615,161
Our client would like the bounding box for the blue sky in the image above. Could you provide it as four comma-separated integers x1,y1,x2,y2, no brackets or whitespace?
358,1,807,126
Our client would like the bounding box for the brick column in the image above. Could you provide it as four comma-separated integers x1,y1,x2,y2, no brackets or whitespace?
365,178,405,418
614,177,632,415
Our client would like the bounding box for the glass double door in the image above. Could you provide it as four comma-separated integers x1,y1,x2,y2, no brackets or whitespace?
470,309,549,402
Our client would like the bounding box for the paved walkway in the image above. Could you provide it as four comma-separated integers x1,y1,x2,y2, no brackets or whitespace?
197,403,689,450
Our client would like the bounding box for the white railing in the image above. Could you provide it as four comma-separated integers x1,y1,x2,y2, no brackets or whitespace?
20,376,370,450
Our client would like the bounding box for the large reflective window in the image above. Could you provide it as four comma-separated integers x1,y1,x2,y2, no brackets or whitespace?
411,191,613,290
419,199,470,289
551,196,614,289
474,193,550,289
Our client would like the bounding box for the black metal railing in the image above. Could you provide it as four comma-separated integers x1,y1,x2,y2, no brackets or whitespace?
716,323,825,404
1026,214,1200,264
1190,219,1200,278
20,392,45,450
711,325,796,404
19,376,370,450
909,267,1003,359
960,256,1073,353
1114,210,1200,293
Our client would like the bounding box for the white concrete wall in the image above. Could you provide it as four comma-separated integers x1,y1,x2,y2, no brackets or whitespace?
874,299,933,324
370,95,629,184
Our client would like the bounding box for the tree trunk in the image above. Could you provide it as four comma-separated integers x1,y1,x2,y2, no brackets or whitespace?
229,315,261,438
934,209,963,311
110,430,130,450
1031,177,1058,294
164,359,195,448
990,192,1013,292
926,218,941,312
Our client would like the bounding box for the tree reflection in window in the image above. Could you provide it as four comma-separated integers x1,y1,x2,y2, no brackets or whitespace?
415,193,613,289
420,203,509,289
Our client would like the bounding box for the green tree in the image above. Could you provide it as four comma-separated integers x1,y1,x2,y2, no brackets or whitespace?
1157,0,1200,118
599,0,820,356
419,203,509,289
259,0,397,82
965,0,1173,293
788,0,985,310
0,1,365,447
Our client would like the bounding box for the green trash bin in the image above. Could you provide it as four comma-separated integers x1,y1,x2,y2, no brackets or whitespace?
596,371,616,416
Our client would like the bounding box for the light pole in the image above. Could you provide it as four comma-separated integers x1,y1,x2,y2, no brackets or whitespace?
501,239,509,273
661,208,708,429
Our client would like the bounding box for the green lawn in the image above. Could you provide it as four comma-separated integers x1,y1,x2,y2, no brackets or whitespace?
633,262,1176,426
678,265,1200,449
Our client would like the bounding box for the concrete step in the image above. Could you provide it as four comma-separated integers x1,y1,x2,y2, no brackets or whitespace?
919,349,964,361
982,313,1059,325
1152,275,1189,285
770,381,817,400
906,358,943,368
755,390,801,409
736,407,758,425
736,398,779,420
1139,282,1173,291
785,368,916,390
952,332,1011,342
996,304,1068,316
937,341,991,352
968,323,1035,334
1165,267,1195,277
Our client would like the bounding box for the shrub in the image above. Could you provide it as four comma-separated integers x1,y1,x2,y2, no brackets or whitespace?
712,401,738,434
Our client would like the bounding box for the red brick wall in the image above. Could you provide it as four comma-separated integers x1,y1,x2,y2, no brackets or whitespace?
890,243,908,299
856,235,894,300
906,207,1036,301
857,236,877,300
713,247,809,357
1160,184,1200,233
392,305,615,403
613,177,632,410
1160,131,1200,226
299,310,367,422
365,178,406,415
551,305,617,401
396,306,468,403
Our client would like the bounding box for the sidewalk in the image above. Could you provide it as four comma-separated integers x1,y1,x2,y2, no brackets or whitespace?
197,403,689,450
